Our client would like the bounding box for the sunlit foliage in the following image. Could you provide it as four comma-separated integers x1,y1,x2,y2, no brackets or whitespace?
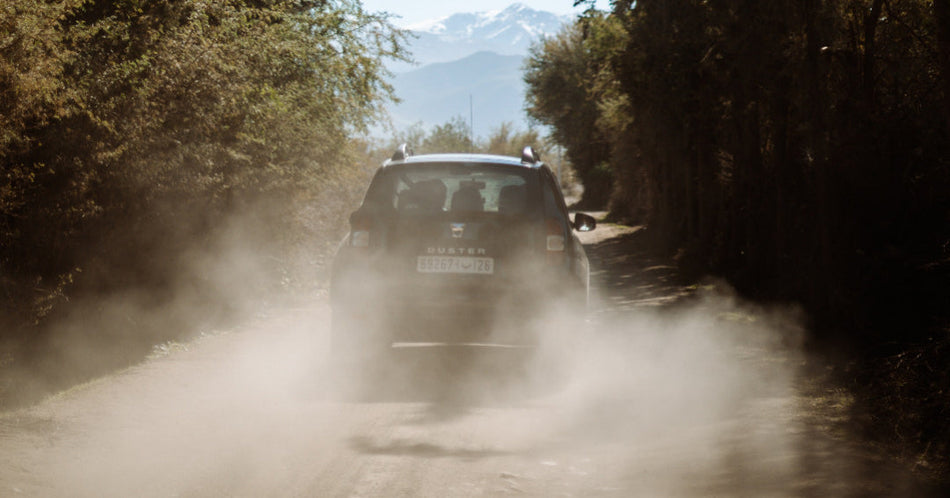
524,13,622,208
0,0,406,330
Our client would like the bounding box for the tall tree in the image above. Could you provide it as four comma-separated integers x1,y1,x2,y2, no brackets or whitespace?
0,0,407,330
524,15,615,208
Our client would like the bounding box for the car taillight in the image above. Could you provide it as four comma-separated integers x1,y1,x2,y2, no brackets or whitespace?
546,218,566,265
350,213,372,248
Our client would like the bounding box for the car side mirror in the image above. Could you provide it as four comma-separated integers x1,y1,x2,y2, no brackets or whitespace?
573,212,596,232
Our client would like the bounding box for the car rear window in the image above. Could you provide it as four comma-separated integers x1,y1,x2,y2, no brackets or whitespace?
363,163,537,217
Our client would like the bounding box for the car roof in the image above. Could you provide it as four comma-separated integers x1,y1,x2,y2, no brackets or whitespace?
384,153,539,168
382,150,544,169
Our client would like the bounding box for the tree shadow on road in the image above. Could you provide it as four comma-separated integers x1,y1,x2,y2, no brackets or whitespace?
585,227,698,316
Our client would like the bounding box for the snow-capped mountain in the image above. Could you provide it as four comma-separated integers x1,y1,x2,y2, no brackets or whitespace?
384,4,572,138
397,3,569,70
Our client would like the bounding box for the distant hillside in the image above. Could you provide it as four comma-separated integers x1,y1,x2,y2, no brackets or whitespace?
390,51,528,137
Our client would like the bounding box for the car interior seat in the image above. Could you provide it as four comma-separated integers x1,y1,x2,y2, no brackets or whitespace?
450,184,484,212
497,184,527,215
399,179,447,212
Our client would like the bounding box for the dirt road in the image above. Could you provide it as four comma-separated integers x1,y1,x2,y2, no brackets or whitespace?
0,224,938,497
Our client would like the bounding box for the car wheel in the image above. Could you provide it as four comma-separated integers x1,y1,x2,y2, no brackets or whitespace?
330,306,392,373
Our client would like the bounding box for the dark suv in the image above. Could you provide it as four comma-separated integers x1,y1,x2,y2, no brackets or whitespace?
330,145,596,361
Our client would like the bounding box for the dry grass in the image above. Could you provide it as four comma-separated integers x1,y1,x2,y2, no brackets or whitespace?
849,336,950,485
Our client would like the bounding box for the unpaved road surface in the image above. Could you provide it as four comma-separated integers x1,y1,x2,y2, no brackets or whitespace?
0,224,939,497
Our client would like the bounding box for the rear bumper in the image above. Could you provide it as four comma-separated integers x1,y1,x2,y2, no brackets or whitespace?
388,298,544,344
330,252,586,345
331,280,556,345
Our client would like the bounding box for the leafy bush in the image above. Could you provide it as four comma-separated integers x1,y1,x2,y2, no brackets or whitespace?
0,0,406,349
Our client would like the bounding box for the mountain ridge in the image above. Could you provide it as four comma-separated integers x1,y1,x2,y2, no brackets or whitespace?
386,4,569,137
390,51,527,135
394,3,568,70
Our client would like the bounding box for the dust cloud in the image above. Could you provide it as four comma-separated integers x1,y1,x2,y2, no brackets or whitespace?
530,291,809,495
1,196,329,409
3,222,904,496
306,279,819,495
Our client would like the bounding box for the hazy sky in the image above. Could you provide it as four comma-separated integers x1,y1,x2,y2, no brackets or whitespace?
359,1,609,27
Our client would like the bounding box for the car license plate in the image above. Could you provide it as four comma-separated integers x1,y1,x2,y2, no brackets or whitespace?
417,256,494,274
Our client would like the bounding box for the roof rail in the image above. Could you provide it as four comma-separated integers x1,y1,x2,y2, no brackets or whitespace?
521,146,541,165
391,143,413,161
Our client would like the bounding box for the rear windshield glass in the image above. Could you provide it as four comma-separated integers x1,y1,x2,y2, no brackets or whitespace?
363,163,536,216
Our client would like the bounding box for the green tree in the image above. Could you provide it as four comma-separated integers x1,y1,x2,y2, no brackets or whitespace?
484,122,542,157
524,13,620,209
570,0,950,473
419,115,473,153
0,0,407,331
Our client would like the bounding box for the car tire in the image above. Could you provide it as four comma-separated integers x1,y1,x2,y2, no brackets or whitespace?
329,306,392,373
